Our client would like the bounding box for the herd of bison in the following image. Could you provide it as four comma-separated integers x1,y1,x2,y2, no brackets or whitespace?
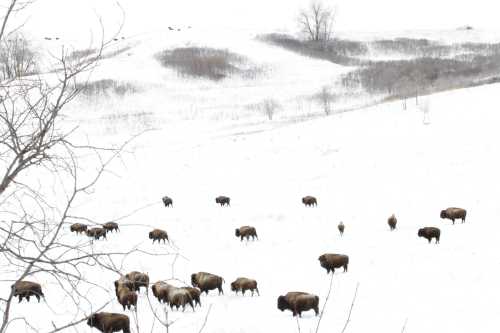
10,195,467,333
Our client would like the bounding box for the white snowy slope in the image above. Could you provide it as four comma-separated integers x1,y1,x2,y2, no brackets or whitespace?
5,30,500,333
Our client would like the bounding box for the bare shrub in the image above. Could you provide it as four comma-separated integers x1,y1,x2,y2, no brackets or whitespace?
156,47,261,81
315,85,336,115
75,79,138,97
0,33,38,80
260,98,281,120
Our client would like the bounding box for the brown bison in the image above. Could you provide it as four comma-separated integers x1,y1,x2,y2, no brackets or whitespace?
388,214,397,231
86,227,107,240
230,277,260,296
125,271,149,293
215,196,230,206
114,277,134,297
235,226,258,241
11,281,44,303
191,272,224,295
318,253,349,274
117,286,137,311
277,292,319,317
103,222,119,233
162,196,173,207
168,288,194,311
149,229,169,244
70,223,87,234
87,312,130,333
337,221,344,236
181,286,202,307
440,207,466,224
302,196,317,207
418,227,440,243
151,281,172,303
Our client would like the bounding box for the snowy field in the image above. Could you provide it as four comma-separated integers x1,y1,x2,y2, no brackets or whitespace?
4,27,500,333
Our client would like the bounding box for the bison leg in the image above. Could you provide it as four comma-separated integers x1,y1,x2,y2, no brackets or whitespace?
218,286,224,295
18,296,22,303
36,294,40,302
314,306,319,316
344,264,348,272
256,288,260,296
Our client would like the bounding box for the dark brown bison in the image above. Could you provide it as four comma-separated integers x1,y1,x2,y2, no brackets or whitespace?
86,227,107,240
117,286,137,311
277,292,319,317
181,287,202,307
230,277,259,296
70,223,87,234
191,272,224,295
337,222,344,236
388,214,397,231
125,271,149,293
149,229,169,244
215,196,230,206
151,281,173,303
302,196,317,207
318,253,349,274
440,207,466,224
114,277,134,301
87,312,130,333
103,222,119,233
418,227,440,243
162,196,173,207
11,281,44,303
235,226,258,241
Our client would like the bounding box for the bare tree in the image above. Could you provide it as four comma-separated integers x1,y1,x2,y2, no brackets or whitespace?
261,98,280,120
298,1,336,43
0,1,176,332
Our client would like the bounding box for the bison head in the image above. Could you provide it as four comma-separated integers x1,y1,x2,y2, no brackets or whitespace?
440,210,446,219
191,274,198,287
230,282,237,292
418,229,424,237
277,295,289,311
149,231,153,239
87,313,99,328
235,229,240,237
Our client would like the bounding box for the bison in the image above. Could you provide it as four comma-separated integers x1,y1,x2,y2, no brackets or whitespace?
11,281,44,303
318,253,349,274
440,207,466,224
168,288,194,311
277,292,319,317
87,312,130,333
125,271,149,293
117,286,137,311
388,214,397,231
337,221,344,236
181,287,202,307
70,223,87,234
235,226,258,241
149,229,169,244
114,277,134,301
215,196,230,206
191,272,224,295
151,281,172,303
418,227,440,243
230,277,259,296
103,222,119,233
86,227,107,240
302,196,317,207
162,196,173,207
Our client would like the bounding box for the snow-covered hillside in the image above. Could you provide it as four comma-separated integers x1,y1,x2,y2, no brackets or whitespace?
5,28,500,333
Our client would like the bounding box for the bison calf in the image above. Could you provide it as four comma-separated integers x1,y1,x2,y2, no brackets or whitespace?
215,196,230,206
11,281,44,303
231,277,259,296
191,272,224,295
388,214,397,231
318,253,349,274
440,207,466,224
235,226,258,241
149,229,169,244
418,227,440,244
87,312,130,333
70,223,87,234
277,292,319,317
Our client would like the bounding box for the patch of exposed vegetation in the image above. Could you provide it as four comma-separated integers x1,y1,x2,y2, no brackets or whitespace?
75,79,138,97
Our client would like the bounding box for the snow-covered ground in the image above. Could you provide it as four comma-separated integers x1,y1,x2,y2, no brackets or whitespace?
4,28,500,333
